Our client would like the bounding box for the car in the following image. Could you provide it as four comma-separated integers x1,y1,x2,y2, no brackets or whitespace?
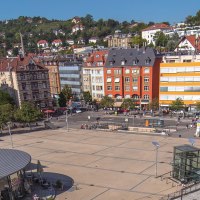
76,109,82,113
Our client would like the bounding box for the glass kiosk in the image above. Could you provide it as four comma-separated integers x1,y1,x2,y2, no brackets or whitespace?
172,145,200,183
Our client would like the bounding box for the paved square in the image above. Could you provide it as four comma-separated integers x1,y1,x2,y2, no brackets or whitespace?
1,128,200,200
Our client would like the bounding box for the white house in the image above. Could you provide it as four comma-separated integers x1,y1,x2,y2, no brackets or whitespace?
142,23,171,45
66,39,74,45
72,16,81,24
89,37,99,44
72,24,85,33
174,35,200,52
52,39,62,47
37,40,49,48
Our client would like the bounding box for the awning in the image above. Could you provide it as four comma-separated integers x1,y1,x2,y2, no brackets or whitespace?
115,78,120,83
107,78,112,82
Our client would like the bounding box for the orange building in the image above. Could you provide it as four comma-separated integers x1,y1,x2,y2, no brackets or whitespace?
104,48,162,108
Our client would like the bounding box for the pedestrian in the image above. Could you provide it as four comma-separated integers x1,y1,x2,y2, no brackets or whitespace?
186,124,188,129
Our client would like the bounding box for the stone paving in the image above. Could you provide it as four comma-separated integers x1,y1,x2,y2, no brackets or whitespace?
1,128,200,200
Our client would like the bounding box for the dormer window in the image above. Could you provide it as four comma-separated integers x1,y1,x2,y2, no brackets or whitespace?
133,58,139,65
109,58,115,66
145,57,151,65
121,58,127,66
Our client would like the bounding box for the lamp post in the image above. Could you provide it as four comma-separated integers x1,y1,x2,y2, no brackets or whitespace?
66,109,69,132
7,122,13,148
152,141,160,177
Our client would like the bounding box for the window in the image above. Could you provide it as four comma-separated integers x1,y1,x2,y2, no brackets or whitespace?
133,77,138,83
93,86,95,90
107,86,112,90
22,83,26,90
160,87,168,92
42,82,47,89
144,68,150,73
133,95,139,100
96,54,100,58
125,86,130,91
125,77,130,82
145,57,151,65
144,77,149,83
115,78,120,83
125,69,130,74
107,77,112,82
133,58,139,65
114,69,121,74
144,95,149,99
132,69,139,74
133,86,138,91
121,60,125,65
144,86,149,91
115,86,120,91
107,69,111,74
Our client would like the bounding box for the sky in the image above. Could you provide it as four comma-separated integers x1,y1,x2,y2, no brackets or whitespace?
0,0,199,24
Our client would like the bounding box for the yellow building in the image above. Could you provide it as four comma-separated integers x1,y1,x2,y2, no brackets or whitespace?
159,54,200,108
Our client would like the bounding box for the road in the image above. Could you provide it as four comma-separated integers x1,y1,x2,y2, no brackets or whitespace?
49,110,197,139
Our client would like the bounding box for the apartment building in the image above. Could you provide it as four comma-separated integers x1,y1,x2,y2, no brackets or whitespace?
83,50,108,100
104,48,162,108
41,57,61,97
0,55,52,108
159,54,200,108
107,30,132,48
59,55,83,99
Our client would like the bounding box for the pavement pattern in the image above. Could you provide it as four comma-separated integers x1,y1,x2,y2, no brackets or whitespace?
1,127,200,200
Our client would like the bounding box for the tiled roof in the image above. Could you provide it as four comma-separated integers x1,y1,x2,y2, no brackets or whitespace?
86,50,108,63
37,40,48,44
0,56,46,72
52,39,62,43
105,47,160,67
185,35,200,50
142,23,170,32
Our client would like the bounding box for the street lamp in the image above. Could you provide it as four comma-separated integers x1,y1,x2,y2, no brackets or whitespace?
66,109,69,132
7,122,13,148
152,141,160,177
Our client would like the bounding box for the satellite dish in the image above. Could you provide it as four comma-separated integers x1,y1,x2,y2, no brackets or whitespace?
188,138,196,146
152,141,160,147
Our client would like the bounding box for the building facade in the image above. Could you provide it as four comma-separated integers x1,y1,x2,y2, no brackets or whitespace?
107,30,132,48
0,56,52,108
104,48,162,108
59,56,83,99
83,50,108,100
41,57,61,97
159,54,200,108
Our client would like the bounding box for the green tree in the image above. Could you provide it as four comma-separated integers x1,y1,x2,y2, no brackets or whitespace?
83,91,92,103
131,35,147,47
14,102,41,129
100,96,114,108
0,104,13,133
0,90,14,105
58,92,67,107
154,31,169,48
148,98,159,111
170,98,184,111
62,85,72,101
121,98,135,110
195,102,200,111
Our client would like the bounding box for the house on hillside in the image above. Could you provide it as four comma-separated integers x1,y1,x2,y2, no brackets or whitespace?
52,39,62,47
89,37,99,44
37,40,49,48
72,24,85,34
174,35,200,53
72,16,81,24
66,39,74,45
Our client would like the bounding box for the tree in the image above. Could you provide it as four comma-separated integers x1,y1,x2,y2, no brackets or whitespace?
121,98,135,110
154,31,169,48
83,91,92,103
195,102,200,111
14,102,41,129
148,98,159,111
170,98,184,111
131,35,147,47
58,92,66,107
0,90,14,105
100,96,114,108
61,85,72,101
0,104,13,133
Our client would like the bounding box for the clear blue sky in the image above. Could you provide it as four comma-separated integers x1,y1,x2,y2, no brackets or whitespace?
1,0,199,24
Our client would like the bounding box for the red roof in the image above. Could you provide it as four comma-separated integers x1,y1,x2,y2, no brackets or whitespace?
52,39,62,44
176,35,200,51
85,50,108,66
0,56,46,72
142,23,170,32
37,40,48,44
